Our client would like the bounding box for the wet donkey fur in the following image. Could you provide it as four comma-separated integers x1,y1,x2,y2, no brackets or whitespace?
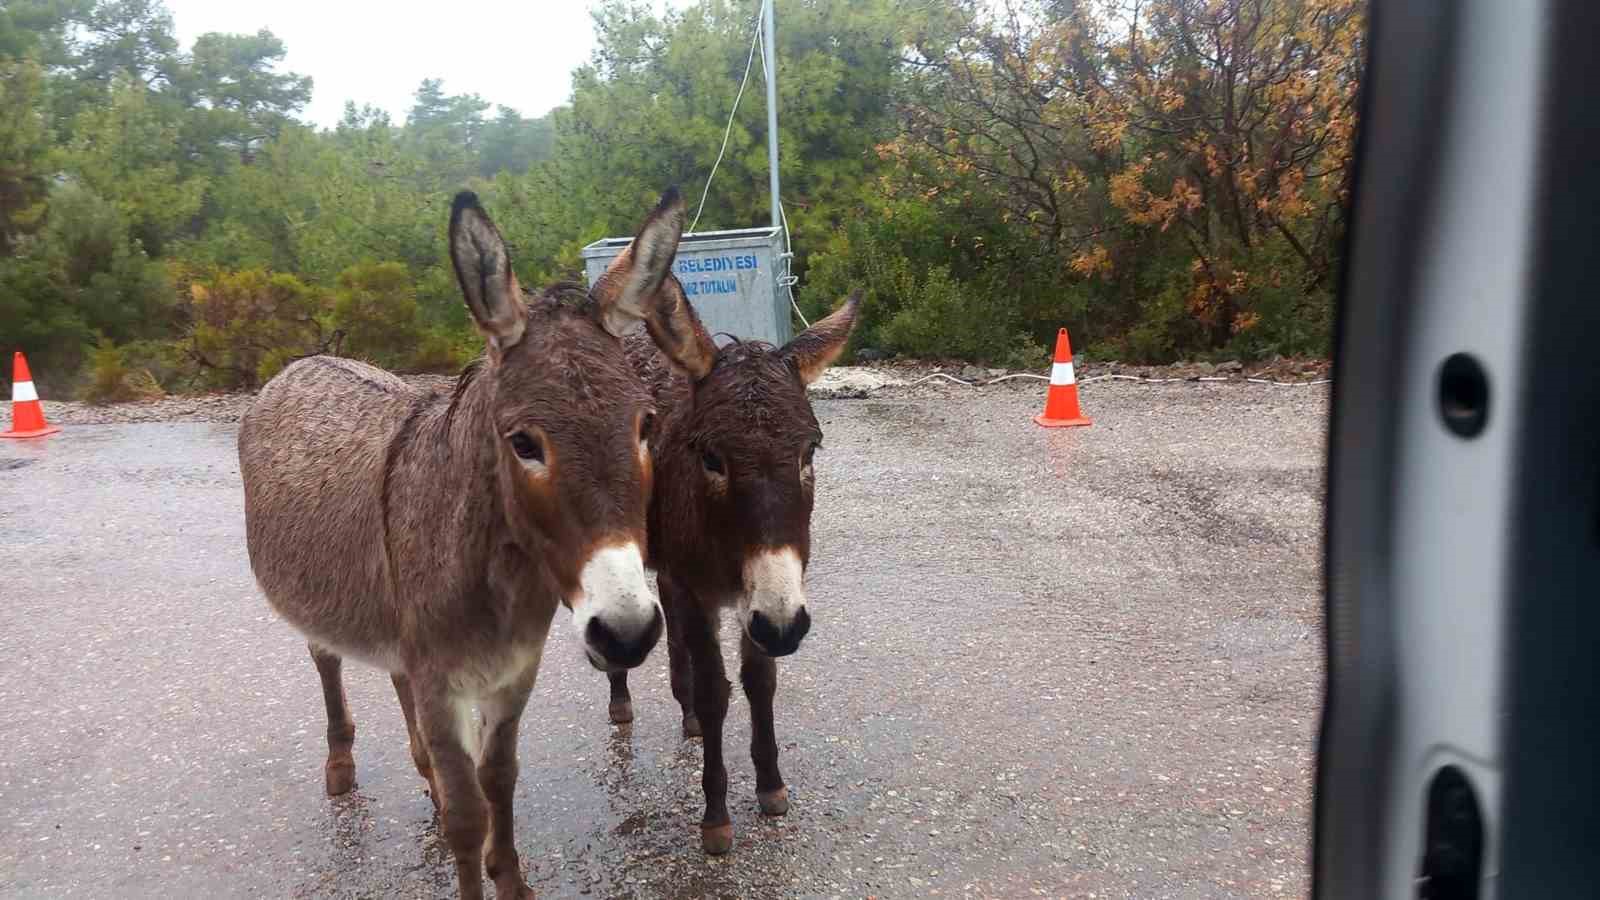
238,189,708,899
600,276,862,855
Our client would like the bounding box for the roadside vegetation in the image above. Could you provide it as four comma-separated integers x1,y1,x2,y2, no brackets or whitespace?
0,0,1361,399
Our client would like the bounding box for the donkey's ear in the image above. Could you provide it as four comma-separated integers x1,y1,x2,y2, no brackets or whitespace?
644,276,718,380
449,191,527,355
592,187,685,337
781,290,862,385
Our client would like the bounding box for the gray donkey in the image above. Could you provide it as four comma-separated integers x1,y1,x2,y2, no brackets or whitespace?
238,188,713,899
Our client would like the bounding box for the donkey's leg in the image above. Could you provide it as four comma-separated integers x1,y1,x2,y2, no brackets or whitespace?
606,670,633,724
390,673,440,812
680,602,733,854
669,632,701,738
414,680,490,900
740,633,788,816
477,669,538,900
309,642,356,796
661,576,700,737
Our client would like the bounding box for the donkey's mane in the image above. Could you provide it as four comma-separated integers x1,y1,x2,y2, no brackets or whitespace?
538,281,592,312
445,355,487,429
712,336,778,364
443,281,607,427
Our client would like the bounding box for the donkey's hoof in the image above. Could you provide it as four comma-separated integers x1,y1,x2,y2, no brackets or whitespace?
608,700,634,724
682,713,703,738
757,786,790,817
491,874,535,899
324,760,356,796
701,822,734,855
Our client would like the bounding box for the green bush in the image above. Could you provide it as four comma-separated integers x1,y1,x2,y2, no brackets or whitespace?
81,337,164,404
330,261,424,368
801,201,1045,366
0,255,91,391
189,269,330,389
799,189,1080,365
40,183,175,343
414,265,471,332
0,183,174,390
878,265,1040,366
799,195,975,353
118,339,192,392
411,326,480,373
1218,238,1336,361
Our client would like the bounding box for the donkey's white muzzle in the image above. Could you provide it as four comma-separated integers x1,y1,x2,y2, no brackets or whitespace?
740,547,810,657
573,543,663,671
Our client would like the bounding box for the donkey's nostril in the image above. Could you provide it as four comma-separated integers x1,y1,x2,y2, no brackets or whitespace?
585,607,663,670
749,608,809,657
749,610,782,649
791,606,811,643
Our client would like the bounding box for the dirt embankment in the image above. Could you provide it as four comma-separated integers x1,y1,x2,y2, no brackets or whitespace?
4,359,1332,427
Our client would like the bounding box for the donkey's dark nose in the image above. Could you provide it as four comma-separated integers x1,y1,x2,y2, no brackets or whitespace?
586,606,664,670
749,607,810,657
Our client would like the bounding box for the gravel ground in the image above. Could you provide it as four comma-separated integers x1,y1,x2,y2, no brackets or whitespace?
0,376,1329,898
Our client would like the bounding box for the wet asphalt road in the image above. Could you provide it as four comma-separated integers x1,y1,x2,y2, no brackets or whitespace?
0,383,1327,898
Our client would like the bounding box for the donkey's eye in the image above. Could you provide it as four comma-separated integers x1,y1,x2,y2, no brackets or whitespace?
802,441,820,467
640,411,657,441
701,449,725,475
508,432,544,463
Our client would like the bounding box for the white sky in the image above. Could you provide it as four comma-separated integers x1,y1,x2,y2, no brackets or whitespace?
165,1,684,129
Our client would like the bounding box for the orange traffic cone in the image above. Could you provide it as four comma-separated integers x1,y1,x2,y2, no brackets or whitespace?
2,351,61,439
1034,328,1092,428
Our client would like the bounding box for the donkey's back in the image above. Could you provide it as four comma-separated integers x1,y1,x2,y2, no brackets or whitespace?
239,354,424,665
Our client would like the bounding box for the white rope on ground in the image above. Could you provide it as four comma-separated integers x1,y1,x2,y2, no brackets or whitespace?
903,372,984,387
690,8,763,235
901,371,1333,388
1081,374,1187,384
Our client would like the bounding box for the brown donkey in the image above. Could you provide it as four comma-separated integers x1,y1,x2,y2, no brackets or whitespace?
239,189,707,899
602,281,861,854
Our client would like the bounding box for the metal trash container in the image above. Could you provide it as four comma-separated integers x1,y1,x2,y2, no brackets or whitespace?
582,226,790,345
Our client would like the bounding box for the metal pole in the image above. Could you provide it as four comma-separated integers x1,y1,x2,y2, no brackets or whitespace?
762,0,780,230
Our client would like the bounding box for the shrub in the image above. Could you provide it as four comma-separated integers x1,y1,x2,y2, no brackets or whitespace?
81,337,164,404
414,265,471,332
411,326,480,373
0,255,91,391
879,265,1040,366
189,269,330,389
330,261,425,368
0,184,174,390
1217,239,1336,361
118,339,192,392
801,195,1050,365
41,183,175,344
